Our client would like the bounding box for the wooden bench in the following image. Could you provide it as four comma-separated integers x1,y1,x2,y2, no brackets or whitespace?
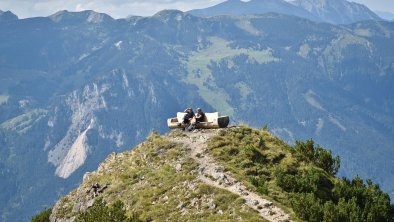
167,112,229,129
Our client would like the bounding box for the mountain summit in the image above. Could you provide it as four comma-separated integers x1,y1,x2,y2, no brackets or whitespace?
47,127,393,222
0,10,18,22
188,0,381,24
188,0,320,21
290,0,381,24
49,10,114,24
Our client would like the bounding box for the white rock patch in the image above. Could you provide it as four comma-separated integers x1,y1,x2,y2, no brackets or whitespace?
115,41,123,50
315,118,324,135
329,115,347,132
56,120,93,178
304,90,325,111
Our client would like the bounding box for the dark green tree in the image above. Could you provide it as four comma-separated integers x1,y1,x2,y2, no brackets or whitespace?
294,139,340,175
290,192,323,222
314,146,340,175
295,139,315,161
31,208,51,222
75,198,140,222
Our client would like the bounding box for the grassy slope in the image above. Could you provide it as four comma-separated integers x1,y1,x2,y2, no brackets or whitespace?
52,131,266,222
206,127,303,217
206,126,393,222
0,109,47,134
185,37,278,116
0,95,9,105
51,126,393,222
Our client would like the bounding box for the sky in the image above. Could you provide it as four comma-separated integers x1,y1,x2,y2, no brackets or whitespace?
1,0,394,19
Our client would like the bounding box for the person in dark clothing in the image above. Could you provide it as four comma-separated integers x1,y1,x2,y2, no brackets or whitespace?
182,108,195,131
183,108,195,124
195,108,206,123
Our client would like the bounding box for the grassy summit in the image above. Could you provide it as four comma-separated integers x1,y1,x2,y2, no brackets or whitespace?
45,126,393,222
49,129,266,222
206,127,393,221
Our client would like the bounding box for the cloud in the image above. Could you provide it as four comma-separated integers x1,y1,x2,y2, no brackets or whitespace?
1,0,393,19
0,0,225,18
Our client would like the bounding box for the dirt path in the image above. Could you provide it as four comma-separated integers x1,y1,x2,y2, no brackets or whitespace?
168,129,292,222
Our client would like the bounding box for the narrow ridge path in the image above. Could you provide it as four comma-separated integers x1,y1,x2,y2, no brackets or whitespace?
169,129,292,222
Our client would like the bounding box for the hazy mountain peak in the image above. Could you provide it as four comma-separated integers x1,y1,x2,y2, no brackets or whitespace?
49,10,113,24
153,9,185,17
152,9,194,23
189,0,380,24
290,0,381,23
0,10,18,21
188,0,319,21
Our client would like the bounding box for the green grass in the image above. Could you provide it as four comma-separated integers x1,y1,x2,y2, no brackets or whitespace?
204,126,394,222
56,196,74,219
51,127,394,222
0,109,47,134
322,33,369,69
235,18,262,36
235,81,254,110
185,37,279,116
0,95,9,105
32,208,52,222
53,131,267,221
206,126,299,219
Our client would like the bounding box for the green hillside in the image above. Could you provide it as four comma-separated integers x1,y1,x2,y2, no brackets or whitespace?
45,126,393,222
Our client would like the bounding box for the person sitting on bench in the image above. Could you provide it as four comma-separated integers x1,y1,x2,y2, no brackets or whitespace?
195,108,206,123
183,108,195,125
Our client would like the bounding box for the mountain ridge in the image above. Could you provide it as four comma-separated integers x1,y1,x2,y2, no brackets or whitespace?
290,0,381,24
47,127,394,222
188,0,381,24
188,0,320,22
48,10,114,24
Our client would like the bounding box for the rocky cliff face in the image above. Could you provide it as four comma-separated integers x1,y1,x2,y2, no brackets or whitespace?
48,83,106,178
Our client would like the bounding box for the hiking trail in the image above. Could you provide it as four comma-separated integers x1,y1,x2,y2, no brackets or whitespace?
168,129,292,222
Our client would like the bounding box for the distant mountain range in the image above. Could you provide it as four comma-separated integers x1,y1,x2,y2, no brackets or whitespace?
189,0,320,21
189,0,381,24
1,2,393,221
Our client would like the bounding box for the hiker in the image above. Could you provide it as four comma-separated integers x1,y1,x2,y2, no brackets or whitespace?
182,108,195,131
90,183,101,197
87,182,109,197
195,108,206,123
183,108,195,125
